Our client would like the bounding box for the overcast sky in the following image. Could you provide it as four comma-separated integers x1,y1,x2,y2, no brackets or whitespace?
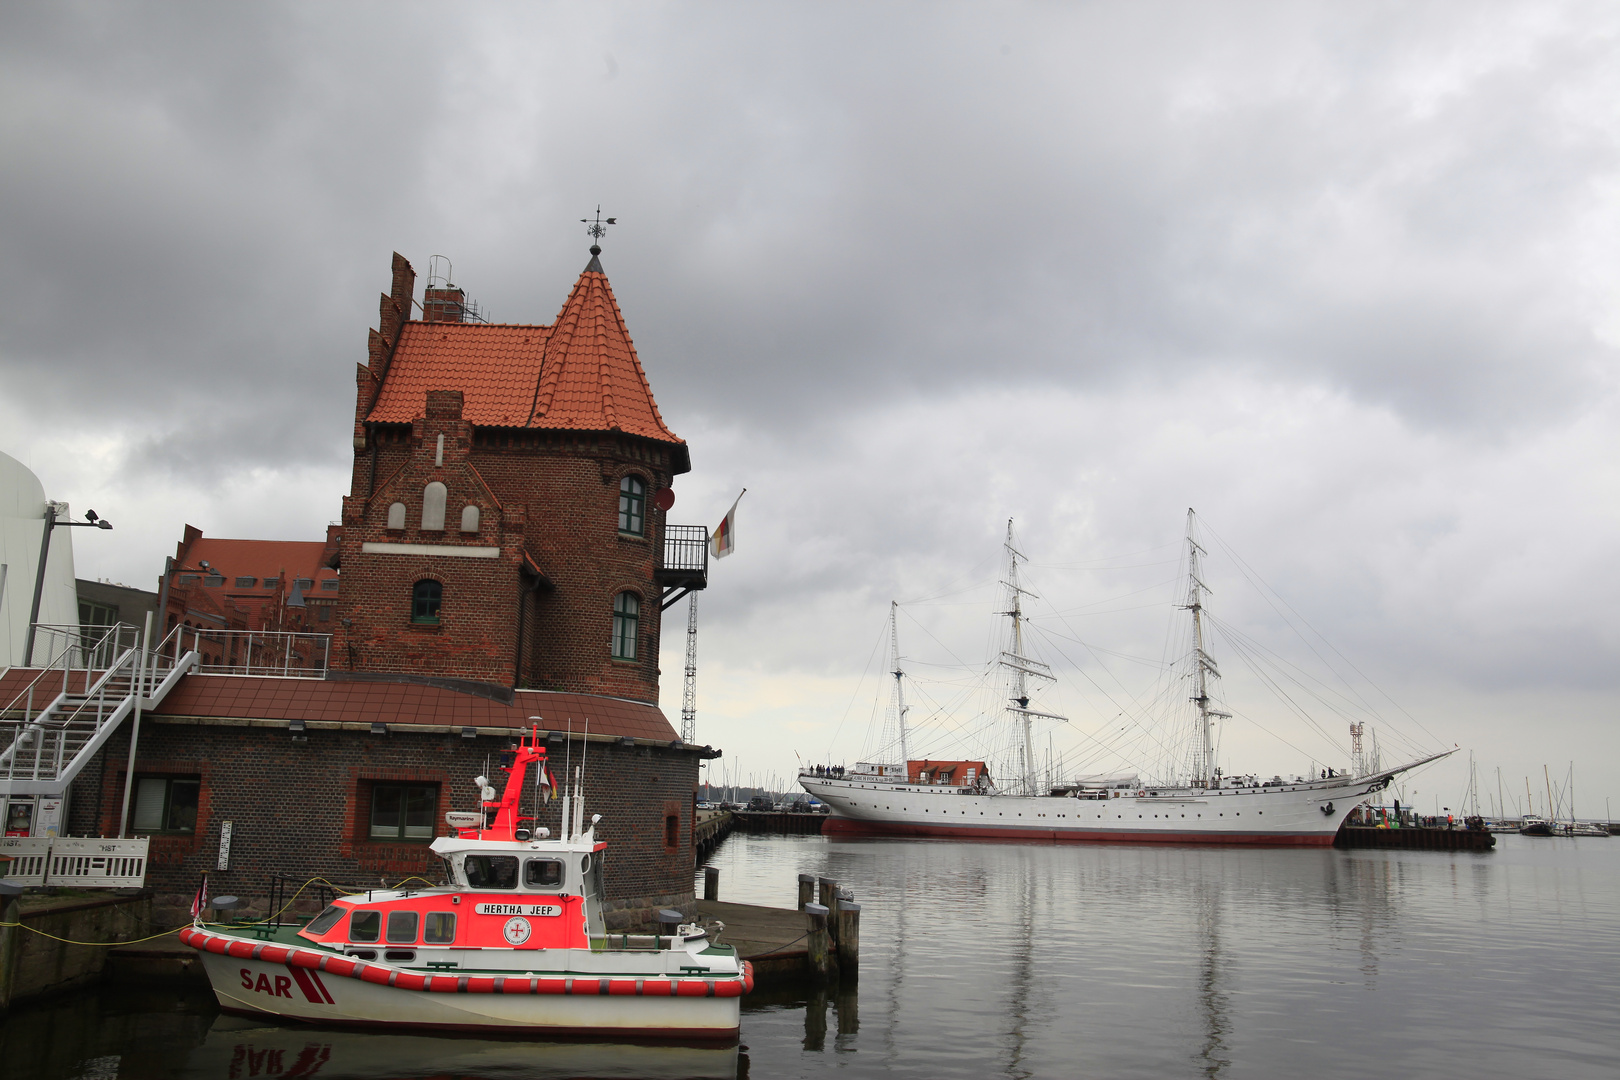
3,2,1616,815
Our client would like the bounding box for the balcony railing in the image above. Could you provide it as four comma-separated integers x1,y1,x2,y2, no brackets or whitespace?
660,525,709,577
657,525,709,608
153,627,332,678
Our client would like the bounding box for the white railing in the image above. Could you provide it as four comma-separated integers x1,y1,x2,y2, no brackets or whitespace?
151,626,331,678
27,622,143,672
1,623,138,733
0,837,52,886
0,621,198,793
46,837,149,888
0,836,148,888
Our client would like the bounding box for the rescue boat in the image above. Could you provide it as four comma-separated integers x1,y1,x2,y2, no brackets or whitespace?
182,730,751,1040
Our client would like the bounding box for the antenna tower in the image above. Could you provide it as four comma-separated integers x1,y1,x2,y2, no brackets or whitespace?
680,594,698,744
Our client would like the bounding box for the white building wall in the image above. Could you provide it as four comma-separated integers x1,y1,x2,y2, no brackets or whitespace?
0,450,79,669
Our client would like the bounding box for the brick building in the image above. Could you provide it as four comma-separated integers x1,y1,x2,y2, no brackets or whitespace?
19,244,716,926
332,249,695,698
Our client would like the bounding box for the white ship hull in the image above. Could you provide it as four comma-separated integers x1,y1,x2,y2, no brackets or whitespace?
186,928,746,1040
801,766,1428,847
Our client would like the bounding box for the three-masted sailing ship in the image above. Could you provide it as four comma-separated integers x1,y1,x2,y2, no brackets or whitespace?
800,514,1448,846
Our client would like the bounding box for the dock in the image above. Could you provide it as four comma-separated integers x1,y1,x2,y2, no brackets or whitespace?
733,811,826,836
697,899,811,982
693,809,734,862
1336,826,1496,852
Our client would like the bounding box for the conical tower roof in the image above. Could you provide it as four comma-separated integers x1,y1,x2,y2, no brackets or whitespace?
365,249,689,472
530,251,683,450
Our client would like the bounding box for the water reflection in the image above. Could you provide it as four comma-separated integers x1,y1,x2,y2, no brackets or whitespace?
8,835,1619,1080
180,1017,741,1080
1191,879,1229,1078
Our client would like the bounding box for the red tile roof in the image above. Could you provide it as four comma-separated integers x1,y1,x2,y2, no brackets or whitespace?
178,538,339,588
370,323,553,428
146,676,678,741
367,266,684,453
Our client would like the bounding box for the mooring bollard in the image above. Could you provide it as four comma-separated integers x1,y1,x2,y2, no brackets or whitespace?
818,876,837,909
835,899,860,976
798,873,816,911
704,866,719,901
805,902,834,980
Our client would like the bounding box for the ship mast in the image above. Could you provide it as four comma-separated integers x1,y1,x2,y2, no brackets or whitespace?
1182,509,1229,788
998,520,1061,795
889,600,910,775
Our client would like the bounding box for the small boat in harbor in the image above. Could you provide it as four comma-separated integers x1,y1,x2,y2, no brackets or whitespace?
803,514,1449,846
183,730,751,1039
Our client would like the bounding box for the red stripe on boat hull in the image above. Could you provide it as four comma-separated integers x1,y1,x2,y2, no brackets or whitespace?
820,816,1336,846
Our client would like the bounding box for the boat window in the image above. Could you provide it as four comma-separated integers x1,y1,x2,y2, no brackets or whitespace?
524,859,564,888
464,855,518,889
424,912,456,944
386,910,419,944
349,910,381,943
305,905,346,935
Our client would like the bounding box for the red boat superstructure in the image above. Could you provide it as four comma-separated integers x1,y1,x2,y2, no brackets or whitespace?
184,730,749,1039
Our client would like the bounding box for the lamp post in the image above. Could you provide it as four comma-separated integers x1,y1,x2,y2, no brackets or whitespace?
24,504,113,667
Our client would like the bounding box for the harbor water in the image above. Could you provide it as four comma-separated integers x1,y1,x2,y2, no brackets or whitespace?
4,832,1618,1079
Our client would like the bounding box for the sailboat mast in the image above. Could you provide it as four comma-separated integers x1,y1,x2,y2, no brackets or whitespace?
1006,521,1036,794
889,601,910,776
1183,509,1224,787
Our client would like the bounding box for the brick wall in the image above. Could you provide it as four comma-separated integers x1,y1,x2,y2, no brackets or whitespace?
70,721,699,929
337,408,675,701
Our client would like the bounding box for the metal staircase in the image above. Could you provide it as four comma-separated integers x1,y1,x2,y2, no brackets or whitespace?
0,623,199,797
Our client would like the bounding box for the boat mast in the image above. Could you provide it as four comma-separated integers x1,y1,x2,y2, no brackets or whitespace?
889,601,910,776
987,521,1064,796
1182,509,1228,788
1010,526,1035,794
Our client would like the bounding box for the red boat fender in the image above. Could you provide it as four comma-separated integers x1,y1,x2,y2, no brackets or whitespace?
358,963,391,986
608,979,639,996
467,976,497,994
676,980,710,997
536,977,568,995
501,977,533,995
256,944,291,965
425,974,457,993
392,971,428,991
743,961,755,994
226,939,256,959
322,956,359,979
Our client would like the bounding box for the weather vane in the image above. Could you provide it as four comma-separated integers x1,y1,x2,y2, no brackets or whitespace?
581,206,617,247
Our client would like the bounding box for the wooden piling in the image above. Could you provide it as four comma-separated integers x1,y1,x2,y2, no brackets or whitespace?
703,866,719,901
804,902,834,981
818,876,837,909
835,899,860,977
798,873,816,911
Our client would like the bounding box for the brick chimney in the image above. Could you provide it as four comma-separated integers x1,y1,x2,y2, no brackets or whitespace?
423,285,467,323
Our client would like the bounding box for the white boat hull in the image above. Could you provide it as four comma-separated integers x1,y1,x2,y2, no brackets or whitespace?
186,929,745,1040
801,770,1409,846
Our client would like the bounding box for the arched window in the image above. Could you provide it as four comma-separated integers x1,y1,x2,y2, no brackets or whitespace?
612,592,639,660
387,502,406,530
460,505,480,533
422,482,447,532
618,475,645,536
412,580,442,624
